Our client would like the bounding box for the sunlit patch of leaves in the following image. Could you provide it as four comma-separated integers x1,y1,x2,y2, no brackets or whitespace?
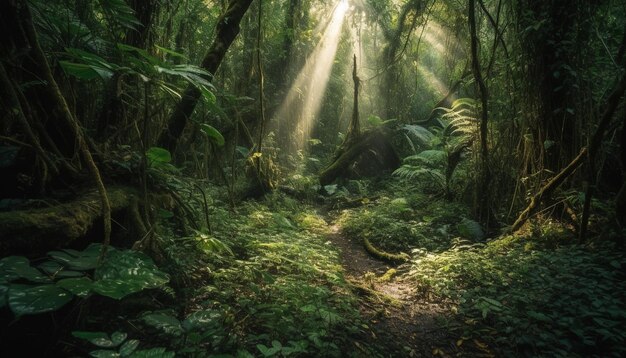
408,231,626,357
337,181,471,253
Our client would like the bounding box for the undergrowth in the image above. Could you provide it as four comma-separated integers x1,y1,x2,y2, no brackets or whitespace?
336,179,473,253
4,169,625,357
408,222,626,357
150,192,367,357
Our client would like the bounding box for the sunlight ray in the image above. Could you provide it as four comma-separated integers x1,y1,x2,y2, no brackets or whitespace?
274,0,349,154
417,65,450,97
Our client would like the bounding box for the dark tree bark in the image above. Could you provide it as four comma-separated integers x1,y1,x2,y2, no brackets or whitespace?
579,28,626,240
579,71,626,239
469,0,492,226
157,0,254,154
126,0,160,49
516,0,593,171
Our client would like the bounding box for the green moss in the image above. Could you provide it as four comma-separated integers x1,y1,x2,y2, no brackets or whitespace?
0,186,133,256
378,268,397,282
363,237,409,263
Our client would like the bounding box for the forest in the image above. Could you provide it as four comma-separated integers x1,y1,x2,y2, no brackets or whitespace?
1,0,625,356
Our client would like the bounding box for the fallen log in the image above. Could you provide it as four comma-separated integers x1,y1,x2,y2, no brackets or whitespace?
0,186,136,256
364,237,410,264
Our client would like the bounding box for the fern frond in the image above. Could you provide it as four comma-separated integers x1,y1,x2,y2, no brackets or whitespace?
393,165,446,188
451,97,478,109
402,150,447,167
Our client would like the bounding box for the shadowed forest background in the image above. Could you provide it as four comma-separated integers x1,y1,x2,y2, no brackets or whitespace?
1,0,625,356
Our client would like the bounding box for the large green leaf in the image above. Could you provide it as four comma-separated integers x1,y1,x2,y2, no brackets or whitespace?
13,264,50,283
93,251,169,300
128,347,175,358
403,124,434,149
119,339,140,357
72,331,110,341
111,331,128,346
8,284,73,316
142,312,183,336
200,124,225,147
57,277,93,297
38,261,84,278
146,147,171,164
367,115,384,128
0,256,29,283
156,65,214,90
62,48,117,80
59,62,104,80
90,350,120,358
182,309,222,331
155,45,188,60
48,244,102,271
199,86,217,105
0,256,50,283
100,0,142,30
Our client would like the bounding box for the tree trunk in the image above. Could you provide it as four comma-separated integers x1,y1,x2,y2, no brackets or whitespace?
126,0,159,49
516,0,592,171
469,0,492,227
157,0,254,154
347,55,361,142
579,71,626,239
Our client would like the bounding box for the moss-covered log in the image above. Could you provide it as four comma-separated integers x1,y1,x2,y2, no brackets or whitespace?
363,237,409,264
0,186,135,256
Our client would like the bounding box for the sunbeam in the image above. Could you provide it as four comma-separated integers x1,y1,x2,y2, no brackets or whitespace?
274,0,349,154
417,64,450,96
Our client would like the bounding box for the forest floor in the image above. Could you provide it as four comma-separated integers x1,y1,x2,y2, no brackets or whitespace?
323,214,456,357
2,175,625,357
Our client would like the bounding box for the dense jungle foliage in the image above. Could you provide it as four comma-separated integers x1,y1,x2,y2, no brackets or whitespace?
1,0,625,357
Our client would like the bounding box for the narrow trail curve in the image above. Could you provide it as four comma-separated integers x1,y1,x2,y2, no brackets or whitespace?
323,218,455,357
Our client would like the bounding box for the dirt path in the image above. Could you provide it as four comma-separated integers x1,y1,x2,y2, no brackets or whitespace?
325,220,455,357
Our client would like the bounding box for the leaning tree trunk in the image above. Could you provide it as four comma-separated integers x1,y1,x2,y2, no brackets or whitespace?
157,0,254,154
